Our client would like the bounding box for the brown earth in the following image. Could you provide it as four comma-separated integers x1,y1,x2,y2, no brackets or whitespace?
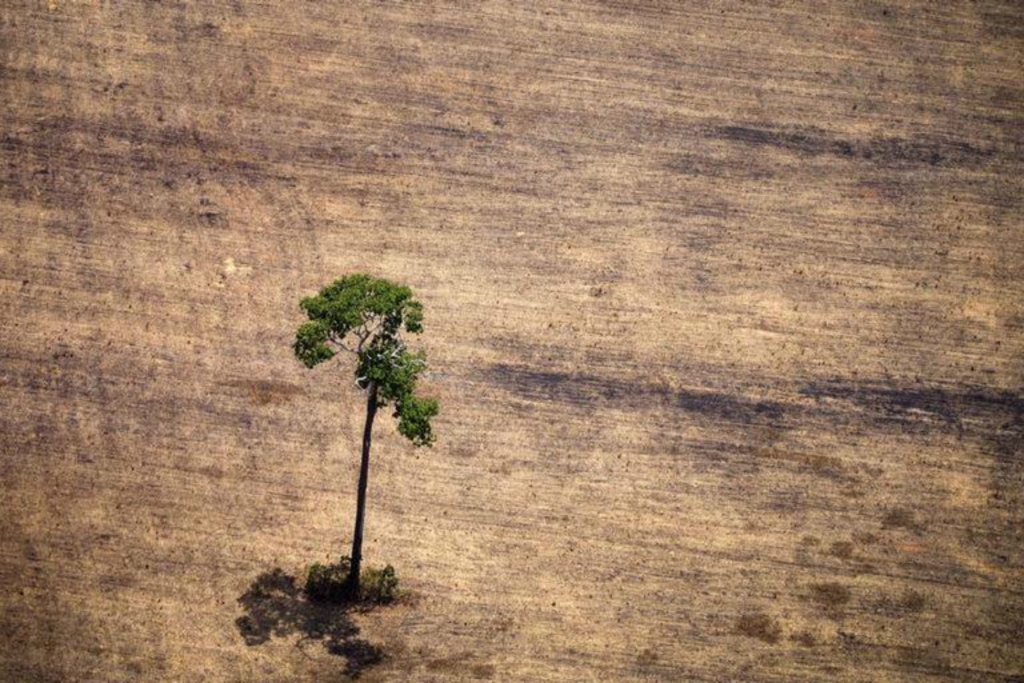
1,1,1023,681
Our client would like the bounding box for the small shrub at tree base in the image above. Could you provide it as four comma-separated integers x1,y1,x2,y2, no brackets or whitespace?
360,565,399,604
306,557,352,603
305,558,399,605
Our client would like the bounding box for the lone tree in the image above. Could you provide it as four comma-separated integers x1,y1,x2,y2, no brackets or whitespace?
294,274,438,597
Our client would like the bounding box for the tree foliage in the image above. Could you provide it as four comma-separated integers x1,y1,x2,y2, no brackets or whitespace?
294,274,438,446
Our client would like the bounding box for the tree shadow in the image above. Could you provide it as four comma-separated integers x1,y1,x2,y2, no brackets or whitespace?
235,569,384,677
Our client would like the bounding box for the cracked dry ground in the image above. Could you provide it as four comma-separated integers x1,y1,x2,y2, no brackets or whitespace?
1,1,1022,681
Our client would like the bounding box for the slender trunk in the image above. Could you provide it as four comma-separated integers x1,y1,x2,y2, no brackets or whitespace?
345,381,377,596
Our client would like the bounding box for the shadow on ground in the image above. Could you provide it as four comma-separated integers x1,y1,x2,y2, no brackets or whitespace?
236,569,383,677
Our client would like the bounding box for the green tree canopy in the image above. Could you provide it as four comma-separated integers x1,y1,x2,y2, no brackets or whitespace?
294,274,438,445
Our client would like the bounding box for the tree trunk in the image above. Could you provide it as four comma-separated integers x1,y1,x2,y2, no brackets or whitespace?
345,380,378,597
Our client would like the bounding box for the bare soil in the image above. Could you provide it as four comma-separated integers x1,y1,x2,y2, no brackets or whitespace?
1,1,1022,681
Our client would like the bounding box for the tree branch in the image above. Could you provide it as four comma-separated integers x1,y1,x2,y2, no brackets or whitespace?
355,315,385,352
327,333,356,355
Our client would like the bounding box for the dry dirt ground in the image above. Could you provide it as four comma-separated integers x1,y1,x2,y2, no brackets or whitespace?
2,1,1023,681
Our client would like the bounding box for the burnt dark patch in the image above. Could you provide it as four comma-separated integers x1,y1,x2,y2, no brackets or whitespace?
425,652,474,673
305,144,357,166
827,541,855,560
664,153,773,180
416,124,489,142
881,507,918,531
175,19,221,40
484,364,785,424
635,647,659,667
470,663,496,679
807,582,852,607
791,631,816,647
801,380,958,425
798,378,1024,540
799,380,1024,442
869,588,927,618
982,9,1024,39
897,590,926,613
734,612,782,644
223,379,305,406
198,210,224,226
852,531,879,545
713,125,994,168
756,448,850,481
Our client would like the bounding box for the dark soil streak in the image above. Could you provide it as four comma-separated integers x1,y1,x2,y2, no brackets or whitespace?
800,379,1024,442
713,125,998,168
484,364,787,424
488,366,1023,443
